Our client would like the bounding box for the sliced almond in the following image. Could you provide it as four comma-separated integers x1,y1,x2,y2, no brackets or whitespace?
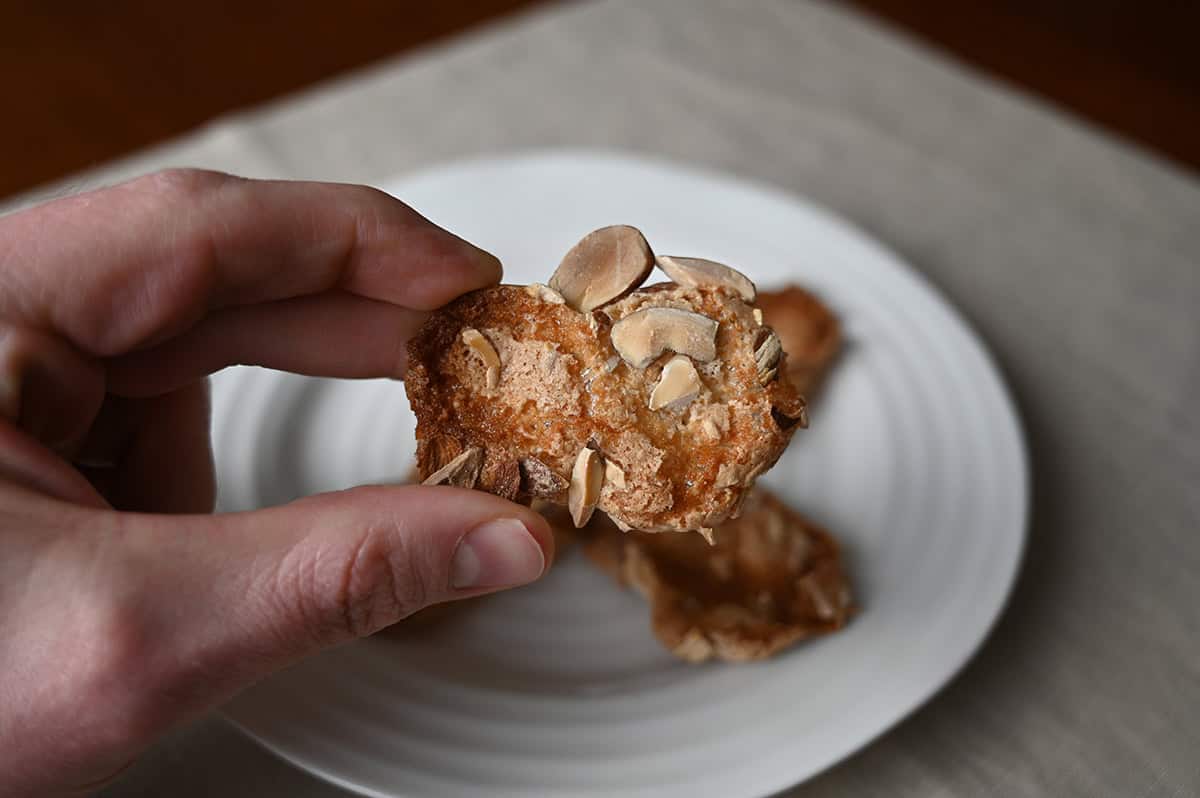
698,527,716,545
568,447,605,528
548,225,654,312
715,462,741,489
656,255,756,302
610,514,635,533
462,328,501,389
753,308,764,326
520,457,569,498
771,394,808,430
610,307,718,369
524,282,566,304
604,459,627,490
648,355,702,411
754,329,782,383
422,447,484,488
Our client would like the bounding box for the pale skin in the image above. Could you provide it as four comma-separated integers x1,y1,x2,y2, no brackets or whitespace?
0,170,554,797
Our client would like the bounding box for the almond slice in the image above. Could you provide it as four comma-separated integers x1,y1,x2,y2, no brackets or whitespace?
754,329,782,384
568,447,604,527
422,447,484,488
549,226,654,312
524,283,566,304
656,255,756,302
648,355,702,411
605,459,627,490
462,328,501,389
520,457,569,498
610,307,718,369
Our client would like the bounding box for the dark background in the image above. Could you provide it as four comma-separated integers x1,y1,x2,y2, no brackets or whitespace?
3,0,1198,200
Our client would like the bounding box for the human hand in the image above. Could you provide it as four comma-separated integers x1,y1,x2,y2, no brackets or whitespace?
0,170,553,796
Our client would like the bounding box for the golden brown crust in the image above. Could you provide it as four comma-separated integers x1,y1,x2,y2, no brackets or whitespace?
582,489,853,662
756,286,841,398
406,283,805,533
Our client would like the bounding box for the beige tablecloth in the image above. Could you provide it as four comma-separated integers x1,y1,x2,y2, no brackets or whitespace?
11,0,1197,795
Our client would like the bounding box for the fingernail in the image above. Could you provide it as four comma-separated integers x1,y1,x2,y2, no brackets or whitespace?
451,518,545,590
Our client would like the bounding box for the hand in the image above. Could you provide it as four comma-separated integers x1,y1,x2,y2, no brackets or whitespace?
0,170,553,797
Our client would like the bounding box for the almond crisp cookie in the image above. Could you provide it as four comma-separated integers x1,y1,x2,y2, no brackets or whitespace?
582,488,853,662
755,285,842,397
406,226,806,533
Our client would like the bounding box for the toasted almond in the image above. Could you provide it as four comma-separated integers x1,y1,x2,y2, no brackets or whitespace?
520,457,569,498
605,459,627,490
754,329,782,377
490,458,521,501
649,354,702,411
610,307,718,369
715,462,741,489
524,282,566,304
656,255,756,302
771,395,808,430
611,515,635,532
461,328,501,388
422,447,484,488
549,225,654,312
568,447,604,527
753,307,764,326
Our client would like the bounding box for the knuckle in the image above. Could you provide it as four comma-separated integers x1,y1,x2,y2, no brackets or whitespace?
338,521,429,637
136,167,233,202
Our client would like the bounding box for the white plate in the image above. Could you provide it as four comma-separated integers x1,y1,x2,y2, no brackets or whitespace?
213,151,1028,797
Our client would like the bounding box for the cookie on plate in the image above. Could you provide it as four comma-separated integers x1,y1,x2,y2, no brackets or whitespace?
582,488,853,662
756,285,841,397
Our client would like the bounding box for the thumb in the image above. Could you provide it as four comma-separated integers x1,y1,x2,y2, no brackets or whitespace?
109,485,551,732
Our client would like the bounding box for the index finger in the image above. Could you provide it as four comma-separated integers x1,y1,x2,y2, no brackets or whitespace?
0,169,501,356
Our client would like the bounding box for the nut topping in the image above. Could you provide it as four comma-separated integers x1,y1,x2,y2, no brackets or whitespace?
771,394,808,430
754,329,782,384
461,328,501,389
656,255,757,302
422,447,484,488
524,283,566,304
520,457,569,498
549,225,654,312
568,447,605,527
648,355,702,411
605,459,627,489
610,307,718,369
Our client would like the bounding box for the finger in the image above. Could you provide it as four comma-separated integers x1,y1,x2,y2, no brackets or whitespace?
0,321,105,454
105,293,428,397
0,419,108,507
98,382,215,513
106,486,551,730
0,169,502,358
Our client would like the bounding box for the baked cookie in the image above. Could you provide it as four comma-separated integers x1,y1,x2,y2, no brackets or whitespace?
756,285,841,397
583,488,852,662
406,226,807,533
